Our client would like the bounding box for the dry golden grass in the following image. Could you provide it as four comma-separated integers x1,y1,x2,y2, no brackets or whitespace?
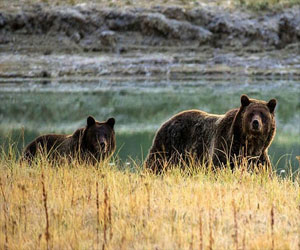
0,150,300,250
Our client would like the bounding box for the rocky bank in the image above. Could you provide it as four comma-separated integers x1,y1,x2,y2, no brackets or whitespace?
0,4,299,79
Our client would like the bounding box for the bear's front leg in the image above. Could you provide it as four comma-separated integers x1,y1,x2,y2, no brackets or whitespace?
258,150,272,171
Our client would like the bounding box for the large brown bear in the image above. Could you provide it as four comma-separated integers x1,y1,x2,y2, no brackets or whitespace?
23,116,116,164
145,95,277,173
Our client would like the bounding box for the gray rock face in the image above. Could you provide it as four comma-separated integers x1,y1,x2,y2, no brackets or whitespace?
0,4,299,51
278,9,300,48
140,13,211,41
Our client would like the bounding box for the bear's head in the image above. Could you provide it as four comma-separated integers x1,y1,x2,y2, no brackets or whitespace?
83,116,116,160
240,94,276,140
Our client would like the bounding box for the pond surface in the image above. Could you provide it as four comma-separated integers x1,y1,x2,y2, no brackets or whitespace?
0,78,299,172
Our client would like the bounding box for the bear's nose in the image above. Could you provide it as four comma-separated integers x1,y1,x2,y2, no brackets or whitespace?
252,120,259,130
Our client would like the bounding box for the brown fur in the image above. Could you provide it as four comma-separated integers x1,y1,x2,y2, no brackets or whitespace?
145,95,277,173
23,116,116,164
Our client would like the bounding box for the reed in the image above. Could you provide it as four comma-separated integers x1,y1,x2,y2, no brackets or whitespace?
199,209,203,250
41,170,50,250
208,209,213,250
96,182,100,249
271,205,275,250
232,200,238,250
0,178,9,250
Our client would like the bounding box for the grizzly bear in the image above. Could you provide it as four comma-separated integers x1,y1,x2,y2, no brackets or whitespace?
23,116,116,164
145,95,277,173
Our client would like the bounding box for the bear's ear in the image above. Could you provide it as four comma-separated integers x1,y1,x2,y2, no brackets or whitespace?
241,94,250,107
267,99,277,113
106,117,115,129
87,116,96,127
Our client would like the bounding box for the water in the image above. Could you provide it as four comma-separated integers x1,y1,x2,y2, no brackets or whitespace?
0,78,299,172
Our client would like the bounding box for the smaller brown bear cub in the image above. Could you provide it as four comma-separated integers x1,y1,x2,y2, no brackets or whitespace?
23,116,116,164
145,95,277,173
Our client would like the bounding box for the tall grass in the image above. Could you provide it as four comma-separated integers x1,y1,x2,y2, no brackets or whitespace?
0,148,299,249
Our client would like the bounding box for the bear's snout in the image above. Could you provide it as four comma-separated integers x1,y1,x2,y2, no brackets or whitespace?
251,115,262,132
252,119,259,130
100,141,106,151
96,138,108,154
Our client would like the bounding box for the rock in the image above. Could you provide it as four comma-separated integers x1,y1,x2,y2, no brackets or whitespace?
40,70,51,78
105,10,140,31
0,13,6,28
140,13,211,42
278,9,300,48
162,6,187,21
70,32,81,43
99,30,117,47
0,5,299,52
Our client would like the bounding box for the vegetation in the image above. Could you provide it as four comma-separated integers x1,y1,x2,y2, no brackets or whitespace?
1,148,299,249
1,0,300,10
235,0,300,10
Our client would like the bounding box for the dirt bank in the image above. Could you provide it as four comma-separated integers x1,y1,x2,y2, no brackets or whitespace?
0,4,299,79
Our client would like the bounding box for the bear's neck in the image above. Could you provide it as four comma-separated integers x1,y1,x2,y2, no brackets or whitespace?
71,128,87,153
243,135,265,156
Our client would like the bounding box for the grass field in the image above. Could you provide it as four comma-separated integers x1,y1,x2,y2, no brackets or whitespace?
1,149,300,250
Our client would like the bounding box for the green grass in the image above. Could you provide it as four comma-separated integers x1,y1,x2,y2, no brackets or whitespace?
0,148,300,249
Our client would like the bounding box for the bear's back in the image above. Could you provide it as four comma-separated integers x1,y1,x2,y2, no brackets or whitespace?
150,109,222,156
23,134,68,161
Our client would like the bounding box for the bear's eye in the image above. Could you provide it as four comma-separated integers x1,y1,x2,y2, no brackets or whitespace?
260,112,267,121
98,133,107,139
